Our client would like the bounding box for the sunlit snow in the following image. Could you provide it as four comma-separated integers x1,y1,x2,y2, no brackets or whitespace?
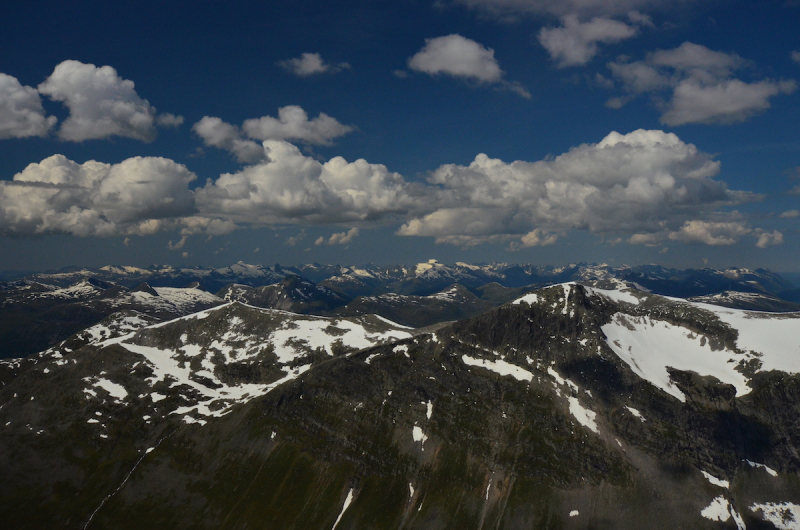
701,470,729,489
603,314,750,402
750,502,800,529
461,355,533,382
567,397,598,433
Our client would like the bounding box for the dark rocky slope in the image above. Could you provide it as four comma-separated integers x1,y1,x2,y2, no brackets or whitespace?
1,285,800,528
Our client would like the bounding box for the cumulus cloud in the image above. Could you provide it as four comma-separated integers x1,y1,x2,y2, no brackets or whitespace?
0,154,196,237
195,140,419,224
156,113,184,127
667,220,751,246
278,53,351,76
37,60,182,142
538,14,640,67
452,0,690,19
792,51,800,64
407,35,530,97
192,117,265,163
755,229,784,248
242,106,354,144
2,129,775,249
513,228,558,248
194,107,354,161
409,35,502,82
780,210,800,218
628,232,664,245
285,229,306,246
397,129,759,247
315,227,360,246
0,73,57,139
606,42,797,125
661,78,797,125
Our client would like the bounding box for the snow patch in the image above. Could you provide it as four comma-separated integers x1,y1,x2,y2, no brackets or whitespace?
512,292,540,305
462,355,534,382
701,470,729,489
751,502,800,529
602,314,750,402
585,285,640,305
701,496,730,522
746,460,778,477
331,489,355,530
412,425,428,448
567,397,598,433
626,406,645,421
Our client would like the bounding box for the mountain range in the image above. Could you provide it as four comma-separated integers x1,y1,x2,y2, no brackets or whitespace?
2,260,799,360
3,278,800,528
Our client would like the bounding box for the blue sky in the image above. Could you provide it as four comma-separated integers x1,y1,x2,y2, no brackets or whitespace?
1,0,799,272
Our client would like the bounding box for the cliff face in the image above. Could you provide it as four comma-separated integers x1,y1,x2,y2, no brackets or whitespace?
2,284,800,529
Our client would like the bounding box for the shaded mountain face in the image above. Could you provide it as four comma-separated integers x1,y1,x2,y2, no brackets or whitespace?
337,284,496,328
688,291,800,312
218,280,512,329
2,283,800,529
0,280,223,359
23,261,795,301
4,261,796,344
27,262,293,293
218,275,352,315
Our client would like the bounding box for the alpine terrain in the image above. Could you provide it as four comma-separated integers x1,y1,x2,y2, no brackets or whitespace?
2,269,800,529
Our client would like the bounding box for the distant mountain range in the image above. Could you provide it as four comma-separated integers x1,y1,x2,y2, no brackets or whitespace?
2,261,799,360
3,281,800,528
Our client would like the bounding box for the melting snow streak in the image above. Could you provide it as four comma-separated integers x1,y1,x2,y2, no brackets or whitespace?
331,488,354,530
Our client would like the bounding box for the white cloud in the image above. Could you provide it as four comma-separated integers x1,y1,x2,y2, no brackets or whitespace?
177,216,236,237
407,34,530,97
278,53,350,76
195,140,417,224
607,42,797,125
519,228,559,247
285,229,306,246
0,154,196,237
662,78,797,126
667,220,751,246
453,0,688,19
647,42,743,75
242,106,354,145
397,129,759,247
38,60,181,142
409,35,502,82
0,73,57,139
156,113,184,127
628,232,665,245
755,229,784,248
2,129,774,249
792,51,800,64
538,15,639,67
780,210,800,218
315,227,360,245
168,236,187,250
192,117,265,163
194,107,354,161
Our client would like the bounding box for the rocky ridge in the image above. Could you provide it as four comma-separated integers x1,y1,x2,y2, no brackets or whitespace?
2,283,800,528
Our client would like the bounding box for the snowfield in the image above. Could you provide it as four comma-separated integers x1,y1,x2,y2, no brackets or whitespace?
600,291,800,401
83,303,413,423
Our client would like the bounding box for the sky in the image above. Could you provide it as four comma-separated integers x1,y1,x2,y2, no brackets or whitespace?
1,0,799,272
